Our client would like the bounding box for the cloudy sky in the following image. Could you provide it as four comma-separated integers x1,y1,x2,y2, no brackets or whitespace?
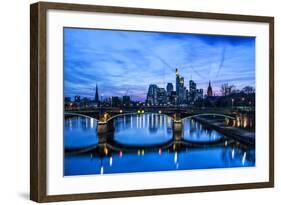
64,27,255,102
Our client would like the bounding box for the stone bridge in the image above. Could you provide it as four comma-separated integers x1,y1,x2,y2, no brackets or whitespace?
65,106,236,135
65,106,236,121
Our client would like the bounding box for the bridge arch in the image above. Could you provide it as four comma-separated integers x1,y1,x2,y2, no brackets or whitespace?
181,113,235,120
65,111,235,122
65,112,99,121
106,111,174,122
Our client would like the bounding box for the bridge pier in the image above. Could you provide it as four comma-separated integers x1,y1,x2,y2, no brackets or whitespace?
97,121,115,150
97,122,108,134
173,120,183,132
97,121,115,134
173,119,183,141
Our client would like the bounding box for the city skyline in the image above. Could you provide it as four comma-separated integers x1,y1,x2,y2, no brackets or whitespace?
64,28,255,101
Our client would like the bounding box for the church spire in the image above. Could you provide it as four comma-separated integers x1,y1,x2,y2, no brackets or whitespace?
94,84,99,103
207,81,213,97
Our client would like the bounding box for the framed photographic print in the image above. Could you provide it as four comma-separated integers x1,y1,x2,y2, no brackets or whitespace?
30,1,274,202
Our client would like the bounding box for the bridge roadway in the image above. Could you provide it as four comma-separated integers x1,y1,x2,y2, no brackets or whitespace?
65,106,236,122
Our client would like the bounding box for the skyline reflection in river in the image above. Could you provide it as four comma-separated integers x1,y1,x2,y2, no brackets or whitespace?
64,113,255,176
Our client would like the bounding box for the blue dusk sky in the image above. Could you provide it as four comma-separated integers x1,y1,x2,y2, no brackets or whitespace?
64,27,255,102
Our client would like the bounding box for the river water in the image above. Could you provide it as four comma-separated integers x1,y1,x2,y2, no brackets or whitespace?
64,113,255,176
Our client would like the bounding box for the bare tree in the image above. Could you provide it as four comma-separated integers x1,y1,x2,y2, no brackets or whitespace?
242,86,255,94
220,83,235,96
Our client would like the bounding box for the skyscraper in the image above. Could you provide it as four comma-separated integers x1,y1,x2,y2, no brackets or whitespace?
207,81,213,96
166,83,173,96
185,89,189,102
122,96,131,106
74,95,81,102
176,68,180,96
111,96,121,107
157,88,167,105
189,80,197,103
179,77,185,104
197,89,204,100
175,68,186,104
146,84,158,105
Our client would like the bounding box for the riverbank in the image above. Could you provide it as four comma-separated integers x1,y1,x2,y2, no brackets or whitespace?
192,116,255,146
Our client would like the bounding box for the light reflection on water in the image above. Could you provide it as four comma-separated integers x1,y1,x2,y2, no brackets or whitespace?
64,113,255,176
64,116,98,149
183,119,223,142
114,114,173,146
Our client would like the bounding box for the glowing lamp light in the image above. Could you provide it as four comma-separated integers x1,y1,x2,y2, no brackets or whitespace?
119,151,123,157
243,118,248,128
104,147,108,155
141,110,145,113
237,119,241,127
158,110,162,114
120,109,123,113
137,110,141,114
103,112,109,122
